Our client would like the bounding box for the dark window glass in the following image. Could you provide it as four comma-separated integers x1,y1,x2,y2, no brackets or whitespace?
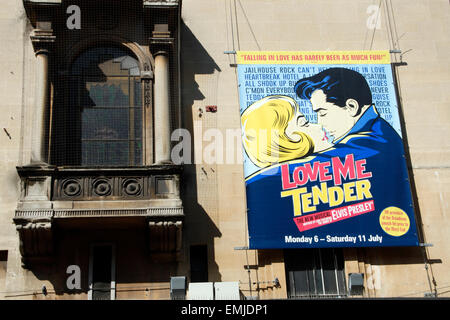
285,248,347,298
321,249,338,294
55,46,142,166
313,249,323,295
0,251,7,293
190,245,208,282
0,251,7,261
336,251,346,294
92,245,113,300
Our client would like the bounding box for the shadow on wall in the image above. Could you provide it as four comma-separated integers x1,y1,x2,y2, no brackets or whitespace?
387,68,442,280
28,228,184,298
181,20,222,108
24,229,91,298
179,20,223,283
366,246,439,266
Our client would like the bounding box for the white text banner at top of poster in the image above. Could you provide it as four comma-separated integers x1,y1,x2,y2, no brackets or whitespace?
236,51,391,65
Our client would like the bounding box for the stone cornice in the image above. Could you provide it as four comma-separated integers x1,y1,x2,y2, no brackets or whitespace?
17,164,183,177
150,26,174,55
14,207,184,267
143,0,180,8
23,0,61,4
30,28,55,52
15,206,184,219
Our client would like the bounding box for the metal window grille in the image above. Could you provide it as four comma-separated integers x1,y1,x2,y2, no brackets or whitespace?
53,46,143,166
285,248,347,299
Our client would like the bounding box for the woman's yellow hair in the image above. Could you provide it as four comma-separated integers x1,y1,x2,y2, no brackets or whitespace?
241,95,314,168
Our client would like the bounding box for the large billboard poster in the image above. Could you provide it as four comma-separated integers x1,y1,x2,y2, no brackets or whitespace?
237,50,419,248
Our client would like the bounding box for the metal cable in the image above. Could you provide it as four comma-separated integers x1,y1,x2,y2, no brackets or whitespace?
369,0,383,50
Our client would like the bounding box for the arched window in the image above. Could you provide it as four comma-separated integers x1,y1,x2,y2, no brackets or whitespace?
54,46,143,166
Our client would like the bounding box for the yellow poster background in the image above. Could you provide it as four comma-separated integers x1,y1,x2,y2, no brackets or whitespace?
237,50,391,65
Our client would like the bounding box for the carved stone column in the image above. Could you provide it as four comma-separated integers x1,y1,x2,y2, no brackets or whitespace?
30,28,55,164
151,24,174,164
154,52,171,164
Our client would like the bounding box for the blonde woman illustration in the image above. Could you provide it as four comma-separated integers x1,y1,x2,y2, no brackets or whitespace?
241,95,332,168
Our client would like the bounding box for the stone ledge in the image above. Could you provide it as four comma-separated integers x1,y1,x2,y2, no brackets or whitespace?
14,206,184,267
143,0,179,7
17,164,183,176
54,207,184,218
14,209,53,221
15,206,184,219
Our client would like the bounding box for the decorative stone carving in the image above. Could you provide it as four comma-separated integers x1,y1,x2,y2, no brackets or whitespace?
92,178,113,197
17,165,55,208
122,178,142,196
15,165,184,264
16,220,53,256
51,207,184,218
62,179,82,197
148,220,183,253
14,208,54,267
53,174,178,200
142,62,153,108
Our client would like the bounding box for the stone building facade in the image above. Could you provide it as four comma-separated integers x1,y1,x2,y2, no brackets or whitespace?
0,0,448,299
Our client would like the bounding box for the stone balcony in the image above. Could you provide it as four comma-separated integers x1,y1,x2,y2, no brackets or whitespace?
14,164,184,266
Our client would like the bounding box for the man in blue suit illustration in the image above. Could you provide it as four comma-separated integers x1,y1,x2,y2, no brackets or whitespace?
292,67,402,161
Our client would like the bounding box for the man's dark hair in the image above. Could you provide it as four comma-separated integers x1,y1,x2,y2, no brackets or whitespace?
294,68,372,109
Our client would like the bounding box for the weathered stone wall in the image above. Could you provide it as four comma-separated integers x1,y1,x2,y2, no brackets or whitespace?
0,0,448,299
180,0,449,298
